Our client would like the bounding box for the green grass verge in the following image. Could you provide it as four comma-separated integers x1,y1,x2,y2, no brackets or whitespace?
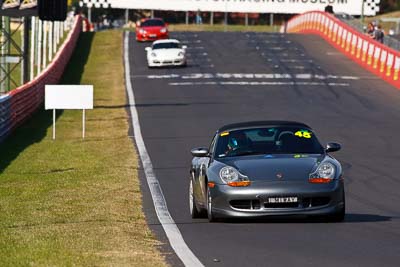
0,30,167,267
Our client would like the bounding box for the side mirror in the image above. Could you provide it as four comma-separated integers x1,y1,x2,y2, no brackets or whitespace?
145,47,151,51
191,147,209,157
182,45,187,50
165,22,169,27
326,142,341,153
136,21,141,27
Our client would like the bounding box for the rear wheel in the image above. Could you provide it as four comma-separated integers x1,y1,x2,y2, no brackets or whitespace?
189,179,201,218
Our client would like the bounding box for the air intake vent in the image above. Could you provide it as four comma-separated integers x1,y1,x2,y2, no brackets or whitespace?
230,200,261,210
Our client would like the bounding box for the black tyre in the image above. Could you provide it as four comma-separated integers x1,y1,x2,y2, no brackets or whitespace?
207,186,217,222
189,179,202,218
329,207,345,222
328,194,345,222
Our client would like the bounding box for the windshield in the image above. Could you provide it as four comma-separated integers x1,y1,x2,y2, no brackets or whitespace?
141,19,165,27
153,42,180,50
215,126,324,158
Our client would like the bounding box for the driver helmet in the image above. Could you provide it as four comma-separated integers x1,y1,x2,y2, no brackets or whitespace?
227,132,247,150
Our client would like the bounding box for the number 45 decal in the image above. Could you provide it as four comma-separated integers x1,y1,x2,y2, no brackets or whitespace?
295,130,312,139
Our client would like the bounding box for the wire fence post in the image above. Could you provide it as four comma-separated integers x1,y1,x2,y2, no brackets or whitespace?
30,17,35,81
42,21,47,70
48,21,53,61
53,21,57,55
37,19,42,76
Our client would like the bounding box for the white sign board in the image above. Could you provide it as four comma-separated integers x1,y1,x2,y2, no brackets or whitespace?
107,0,380,16
45,85,94,140
45,85,93,110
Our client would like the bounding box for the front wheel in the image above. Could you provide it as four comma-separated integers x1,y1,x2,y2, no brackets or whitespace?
329,208,345,222
328,203,345,222
328,194,345,222
207,186,217,222
189,179,201,218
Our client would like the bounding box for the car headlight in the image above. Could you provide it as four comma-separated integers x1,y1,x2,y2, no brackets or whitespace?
219,166,250,187
178,52,184,57
160,27,167,33
151,52,157,57
139,29,146,34
309,162,335,183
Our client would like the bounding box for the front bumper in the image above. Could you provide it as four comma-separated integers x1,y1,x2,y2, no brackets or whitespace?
148,58,186,67
210,180,344,218
136,32,168,41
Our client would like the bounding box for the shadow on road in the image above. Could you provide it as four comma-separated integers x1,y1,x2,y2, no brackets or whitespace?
0,32,94,173
148,213,393,226
220,213,393,224
344,213,393,223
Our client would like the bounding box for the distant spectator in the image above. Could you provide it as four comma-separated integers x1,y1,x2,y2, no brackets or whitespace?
195,10,202,24
195,10,203,24
366,22,375,38
374,25,385,44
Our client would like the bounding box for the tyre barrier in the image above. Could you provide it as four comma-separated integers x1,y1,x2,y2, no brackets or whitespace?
0,16,82,143
282,11,400,89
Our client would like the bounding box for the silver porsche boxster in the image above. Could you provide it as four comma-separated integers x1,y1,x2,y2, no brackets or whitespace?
189,121,345,222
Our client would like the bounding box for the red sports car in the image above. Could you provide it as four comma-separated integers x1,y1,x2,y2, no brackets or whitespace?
136,18,169,42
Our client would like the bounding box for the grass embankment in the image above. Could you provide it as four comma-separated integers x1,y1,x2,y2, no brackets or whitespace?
0,31,167,266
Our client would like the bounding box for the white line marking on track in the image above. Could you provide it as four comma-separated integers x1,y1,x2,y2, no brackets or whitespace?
327,52,342,55
181,40,202,44
186,46,205,50
287,66,306,69
168,81,350,86
138,73,360,80
280,59,313,63
186,58,212,63
124,32,204,267
263,41,292,44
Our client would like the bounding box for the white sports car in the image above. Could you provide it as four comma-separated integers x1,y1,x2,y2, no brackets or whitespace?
145,39,187,68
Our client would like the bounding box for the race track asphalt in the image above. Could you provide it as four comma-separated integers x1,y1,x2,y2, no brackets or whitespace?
127,31,400,267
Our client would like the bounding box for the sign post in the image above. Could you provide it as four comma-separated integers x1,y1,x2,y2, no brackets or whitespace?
82,109,85,138
45,85,94,140
53,108,56,139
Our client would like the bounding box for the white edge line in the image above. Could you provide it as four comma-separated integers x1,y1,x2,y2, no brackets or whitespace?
124,32,204,267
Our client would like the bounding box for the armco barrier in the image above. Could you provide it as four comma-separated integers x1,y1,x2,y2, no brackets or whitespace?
282,11,400,89
0,16,82,143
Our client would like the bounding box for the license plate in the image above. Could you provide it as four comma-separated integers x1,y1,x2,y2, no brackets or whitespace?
267,197,298,203
149,34,157,38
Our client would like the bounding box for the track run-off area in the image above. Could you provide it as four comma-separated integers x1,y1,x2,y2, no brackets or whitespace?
126,31,400,267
